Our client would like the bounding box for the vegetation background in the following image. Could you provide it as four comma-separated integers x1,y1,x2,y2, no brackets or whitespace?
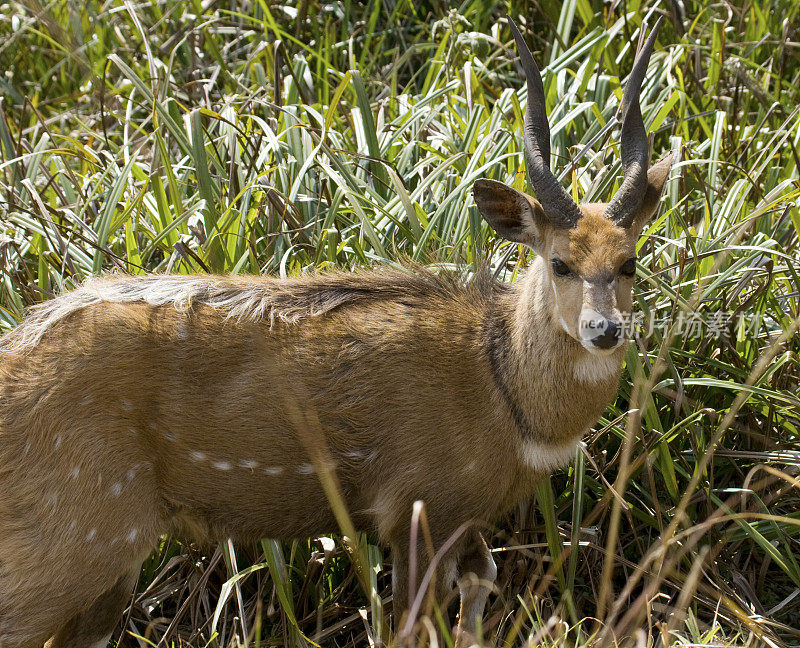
1,0,799,646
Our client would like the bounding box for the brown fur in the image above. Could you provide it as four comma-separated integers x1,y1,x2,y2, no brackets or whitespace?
0,157,671,647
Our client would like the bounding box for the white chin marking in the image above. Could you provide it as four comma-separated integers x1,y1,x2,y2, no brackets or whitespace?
580,340,621,355
574,349,622,383
519,438,582,473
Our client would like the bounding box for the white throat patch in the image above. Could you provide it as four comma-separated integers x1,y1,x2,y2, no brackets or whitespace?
519,437,584,473
573,351,622,384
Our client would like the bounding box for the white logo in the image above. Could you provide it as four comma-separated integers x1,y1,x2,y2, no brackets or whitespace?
578,307,609,338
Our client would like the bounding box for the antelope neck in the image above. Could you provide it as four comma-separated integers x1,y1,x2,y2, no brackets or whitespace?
484,258,624,443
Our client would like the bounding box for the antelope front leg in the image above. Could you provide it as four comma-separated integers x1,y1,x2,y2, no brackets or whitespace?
392,544,456,632
455,529,496,647
391,534,460,643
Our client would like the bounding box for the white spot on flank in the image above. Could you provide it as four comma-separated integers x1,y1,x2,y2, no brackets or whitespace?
573,351,622,383
163,431,177,442
126,468,137,481
520,438,583,473
54,435,62,449
238,459,259,470
110,483,122,497
213,461,232,471
69,520,77,532
189,450,206,462
86,529,97,542
297,463,315,475
126,528,138,543
121,399,133,411
465,461,476,472
263,466,284,476
70,466,80,480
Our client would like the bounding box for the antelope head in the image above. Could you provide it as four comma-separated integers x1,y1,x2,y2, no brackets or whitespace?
475,18,672,354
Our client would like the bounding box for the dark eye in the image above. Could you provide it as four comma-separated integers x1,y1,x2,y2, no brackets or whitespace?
620,258,637,277
551,259,572,277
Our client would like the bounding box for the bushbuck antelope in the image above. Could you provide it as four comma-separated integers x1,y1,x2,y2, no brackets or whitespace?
0,17,671,648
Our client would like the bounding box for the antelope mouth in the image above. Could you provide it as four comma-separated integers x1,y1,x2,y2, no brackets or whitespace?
580,339,625,356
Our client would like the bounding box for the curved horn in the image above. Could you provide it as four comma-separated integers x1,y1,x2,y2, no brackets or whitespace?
604,18,663,228
508,17,581,229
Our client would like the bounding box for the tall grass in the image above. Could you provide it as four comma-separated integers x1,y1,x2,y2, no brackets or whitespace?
1,0,799,646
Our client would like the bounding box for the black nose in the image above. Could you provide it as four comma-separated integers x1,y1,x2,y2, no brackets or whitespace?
591,321,619,349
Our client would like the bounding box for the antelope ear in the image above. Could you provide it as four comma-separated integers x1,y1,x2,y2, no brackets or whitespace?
473,179,549,252
631,153,674,232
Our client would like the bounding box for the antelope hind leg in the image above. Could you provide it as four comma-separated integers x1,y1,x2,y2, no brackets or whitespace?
44,567,139,648
0,564,137,648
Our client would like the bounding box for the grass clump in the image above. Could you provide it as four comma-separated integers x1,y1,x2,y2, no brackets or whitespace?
1,0,799,646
